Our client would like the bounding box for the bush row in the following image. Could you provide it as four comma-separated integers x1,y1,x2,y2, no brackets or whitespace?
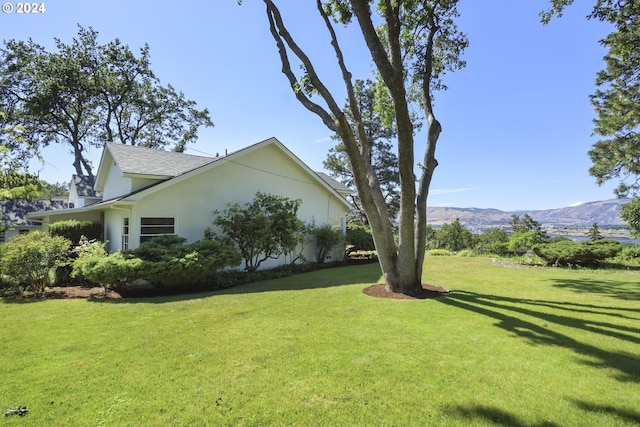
73,235,242,290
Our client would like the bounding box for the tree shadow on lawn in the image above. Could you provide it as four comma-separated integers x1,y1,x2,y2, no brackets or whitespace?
444,402,640,426
572,399,640,425
443,404,561,427
88,263,383,305
549,277,640,301
437,291,640,383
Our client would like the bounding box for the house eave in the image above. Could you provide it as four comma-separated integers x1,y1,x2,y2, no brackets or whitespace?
26,206,92,221
123,172,172,180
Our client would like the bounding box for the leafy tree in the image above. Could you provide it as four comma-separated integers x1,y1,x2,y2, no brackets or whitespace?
476,227,510,255
260,0,467,294
0,26,213,177
542,1,640,197
620,198,640,238
0,112,42,200
39,181,69,199
509,213,544,234
323,79,400,223
587,222,604,240
433,218,475,252
212,192,305,271
508,230,548,254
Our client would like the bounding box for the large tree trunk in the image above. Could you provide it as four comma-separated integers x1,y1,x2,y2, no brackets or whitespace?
263,0,450,295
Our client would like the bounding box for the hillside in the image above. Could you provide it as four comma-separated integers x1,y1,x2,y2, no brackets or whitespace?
427,199,630,228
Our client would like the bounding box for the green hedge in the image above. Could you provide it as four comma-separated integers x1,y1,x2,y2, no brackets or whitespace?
532,239,622,267
74,235,242,289
346,224,375,254
49,219,103,246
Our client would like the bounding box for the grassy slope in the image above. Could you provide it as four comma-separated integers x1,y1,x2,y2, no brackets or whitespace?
1,257,639,426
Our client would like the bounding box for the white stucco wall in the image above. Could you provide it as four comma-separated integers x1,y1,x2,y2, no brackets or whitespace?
113,143,349,269
101,162,132,200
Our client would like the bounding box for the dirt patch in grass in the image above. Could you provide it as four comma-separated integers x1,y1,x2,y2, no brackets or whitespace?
363,283,449,300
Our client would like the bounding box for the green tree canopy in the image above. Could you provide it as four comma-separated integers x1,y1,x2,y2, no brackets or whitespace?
0,26,213,178
620,199,640,239
260,0,467,294
323,79,400,224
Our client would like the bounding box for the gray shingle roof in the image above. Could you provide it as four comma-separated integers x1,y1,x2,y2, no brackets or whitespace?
107,142,216,177
1,200,69,226
315,172,352,193
72,175,101,198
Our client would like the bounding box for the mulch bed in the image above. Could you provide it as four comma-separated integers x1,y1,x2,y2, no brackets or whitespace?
362,283,449,300
7,282,449,301
34,286,122,300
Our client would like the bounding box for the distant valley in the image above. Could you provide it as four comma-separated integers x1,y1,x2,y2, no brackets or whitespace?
427,199,631,234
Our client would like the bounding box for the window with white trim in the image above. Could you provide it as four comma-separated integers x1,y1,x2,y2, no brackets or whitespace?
140,217,175,244
122,217,129,250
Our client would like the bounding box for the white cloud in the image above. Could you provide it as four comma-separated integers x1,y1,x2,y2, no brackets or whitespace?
314,136,333,144
569,201,585,207
430,187,479,196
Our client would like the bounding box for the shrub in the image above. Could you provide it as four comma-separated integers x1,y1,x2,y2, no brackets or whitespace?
616,244,640,262
77,235,242,289
346,224,375,254
71,238,109,283
0,231,71,295
532,239,623,267
48,219,103,246
308,224,344,263
456,249,476,257
427,249,453,256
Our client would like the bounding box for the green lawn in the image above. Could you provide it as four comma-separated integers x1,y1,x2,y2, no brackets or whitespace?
1,257,639,426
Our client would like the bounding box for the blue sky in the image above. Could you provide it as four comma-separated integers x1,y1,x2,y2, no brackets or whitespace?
1,1,618,211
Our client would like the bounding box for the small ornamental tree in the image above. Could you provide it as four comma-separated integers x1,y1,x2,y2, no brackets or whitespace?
0,231,70,294
308,223,344,263
212,192,304,271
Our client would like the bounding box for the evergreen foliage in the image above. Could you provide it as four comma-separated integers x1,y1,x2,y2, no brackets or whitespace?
533,239,622,267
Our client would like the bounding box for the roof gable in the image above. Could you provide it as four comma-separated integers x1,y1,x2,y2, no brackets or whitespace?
106,142,215,177
97,137,352,212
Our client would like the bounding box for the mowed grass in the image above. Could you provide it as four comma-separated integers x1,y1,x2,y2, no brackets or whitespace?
1,257,639,426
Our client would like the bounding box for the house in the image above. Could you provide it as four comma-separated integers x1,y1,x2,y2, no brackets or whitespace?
27,137,353,269
0,199,69,243
69,175,102,208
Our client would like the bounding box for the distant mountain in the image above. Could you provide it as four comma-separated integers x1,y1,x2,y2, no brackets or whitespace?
427,199,630,228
